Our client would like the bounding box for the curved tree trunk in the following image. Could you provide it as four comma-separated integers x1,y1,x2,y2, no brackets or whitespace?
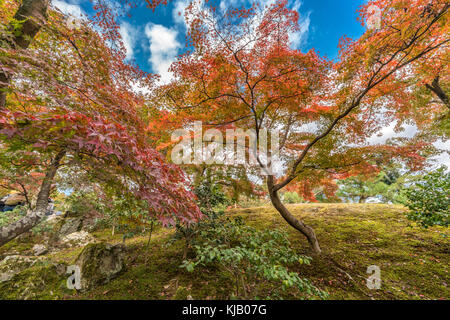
0,0,50,109
0,150,65,247
426,76,450,109
267,176,321,254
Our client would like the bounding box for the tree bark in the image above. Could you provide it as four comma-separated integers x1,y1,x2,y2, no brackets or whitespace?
146,219,155,249
426,76,450,109
0,0,50,109
267,176,321,254
0,150,65,247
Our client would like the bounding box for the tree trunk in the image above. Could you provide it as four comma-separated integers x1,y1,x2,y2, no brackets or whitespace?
146,219,155,249
0,150,65,247
426,76,450,109
0,0,50,109
267,176,321,254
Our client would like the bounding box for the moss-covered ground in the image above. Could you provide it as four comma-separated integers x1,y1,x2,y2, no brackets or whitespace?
0,204,448,300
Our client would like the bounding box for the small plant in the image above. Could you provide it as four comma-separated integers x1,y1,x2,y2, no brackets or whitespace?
180,217,327,300
404,167,449,228
168,180,229,258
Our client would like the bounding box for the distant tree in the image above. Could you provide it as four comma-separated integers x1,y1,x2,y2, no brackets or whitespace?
283,192,303,204
187,164,263,206
337,167,405,203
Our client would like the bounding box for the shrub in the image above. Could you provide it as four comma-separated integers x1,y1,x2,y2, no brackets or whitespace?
404,167,449,228
168,180,229,258
180,217,327,300
283,192,303,204
0,205,27,228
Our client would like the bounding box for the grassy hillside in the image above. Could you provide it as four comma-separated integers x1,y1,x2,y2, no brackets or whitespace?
1,204,448,300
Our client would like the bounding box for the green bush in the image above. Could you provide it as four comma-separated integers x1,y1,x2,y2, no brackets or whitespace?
168,180,229,257
283,192,303,204
404,167,449,228
180,217,327,300
0,205,27,228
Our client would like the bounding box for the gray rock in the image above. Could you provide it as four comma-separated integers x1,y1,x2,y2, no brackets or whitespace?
58,218,83,238
50,211,85,241
60,231,95,248
75,243,126,290
32,244,48,256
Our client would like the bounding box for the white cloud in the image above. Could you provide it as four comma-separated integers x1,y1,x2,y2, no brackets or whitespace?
429,151,450,169
145,23,182,84
368,122,418,145
172,0,191,26
119,22,138,61
52,0,84,18
367,123,449,168
289,1,310,48
290,12,310,49
217,0,310,49
429,139,450,169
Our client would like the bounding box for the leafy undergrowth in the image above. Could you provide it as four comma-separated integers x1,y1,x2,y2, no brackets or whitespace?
1,204,448,300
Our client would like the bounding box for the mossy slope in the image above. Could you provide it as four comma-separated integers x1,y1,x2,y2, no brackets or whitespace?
0,204,448,300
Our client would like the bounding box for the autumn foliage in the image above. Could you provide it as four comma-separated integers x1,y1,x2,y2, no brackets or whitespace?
0,0,201,235
0,0,448,251
163,0,448,252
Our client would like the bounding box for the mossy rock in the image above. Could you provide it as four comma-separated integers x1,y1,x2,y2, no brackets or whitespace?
0,255,49,282
0,262,68,300
58,218,84,238
75,242,127,291
48,212,85,243
63,211,84,219
0,240,34,258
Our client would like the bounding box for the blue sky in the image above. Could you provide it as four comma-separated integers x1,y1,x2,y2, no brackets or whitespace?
53,0,366,81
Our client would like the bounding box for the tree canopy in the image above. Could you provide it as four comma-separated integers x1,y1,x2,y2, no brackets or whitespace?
0,0,201,246
162,0,449,252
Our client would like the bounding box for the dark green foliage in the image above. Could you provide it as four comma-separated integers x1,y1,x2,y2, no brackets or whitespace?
404,167,449,228
194,180,229,215
283,191,303,204
180,217,326,300
173,181,324,299
337,166,409,204
168,179,230,257
0,204,26,228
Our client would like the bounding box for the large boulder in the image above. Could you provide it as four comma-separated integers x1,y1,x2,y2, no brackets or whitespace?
3,193,26,206
75,243,126,290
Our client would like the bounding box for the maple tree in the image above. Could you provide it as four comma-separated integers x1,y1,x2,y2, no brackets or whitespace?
0,149,47,209
0,0,201,246
164,0,449,253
